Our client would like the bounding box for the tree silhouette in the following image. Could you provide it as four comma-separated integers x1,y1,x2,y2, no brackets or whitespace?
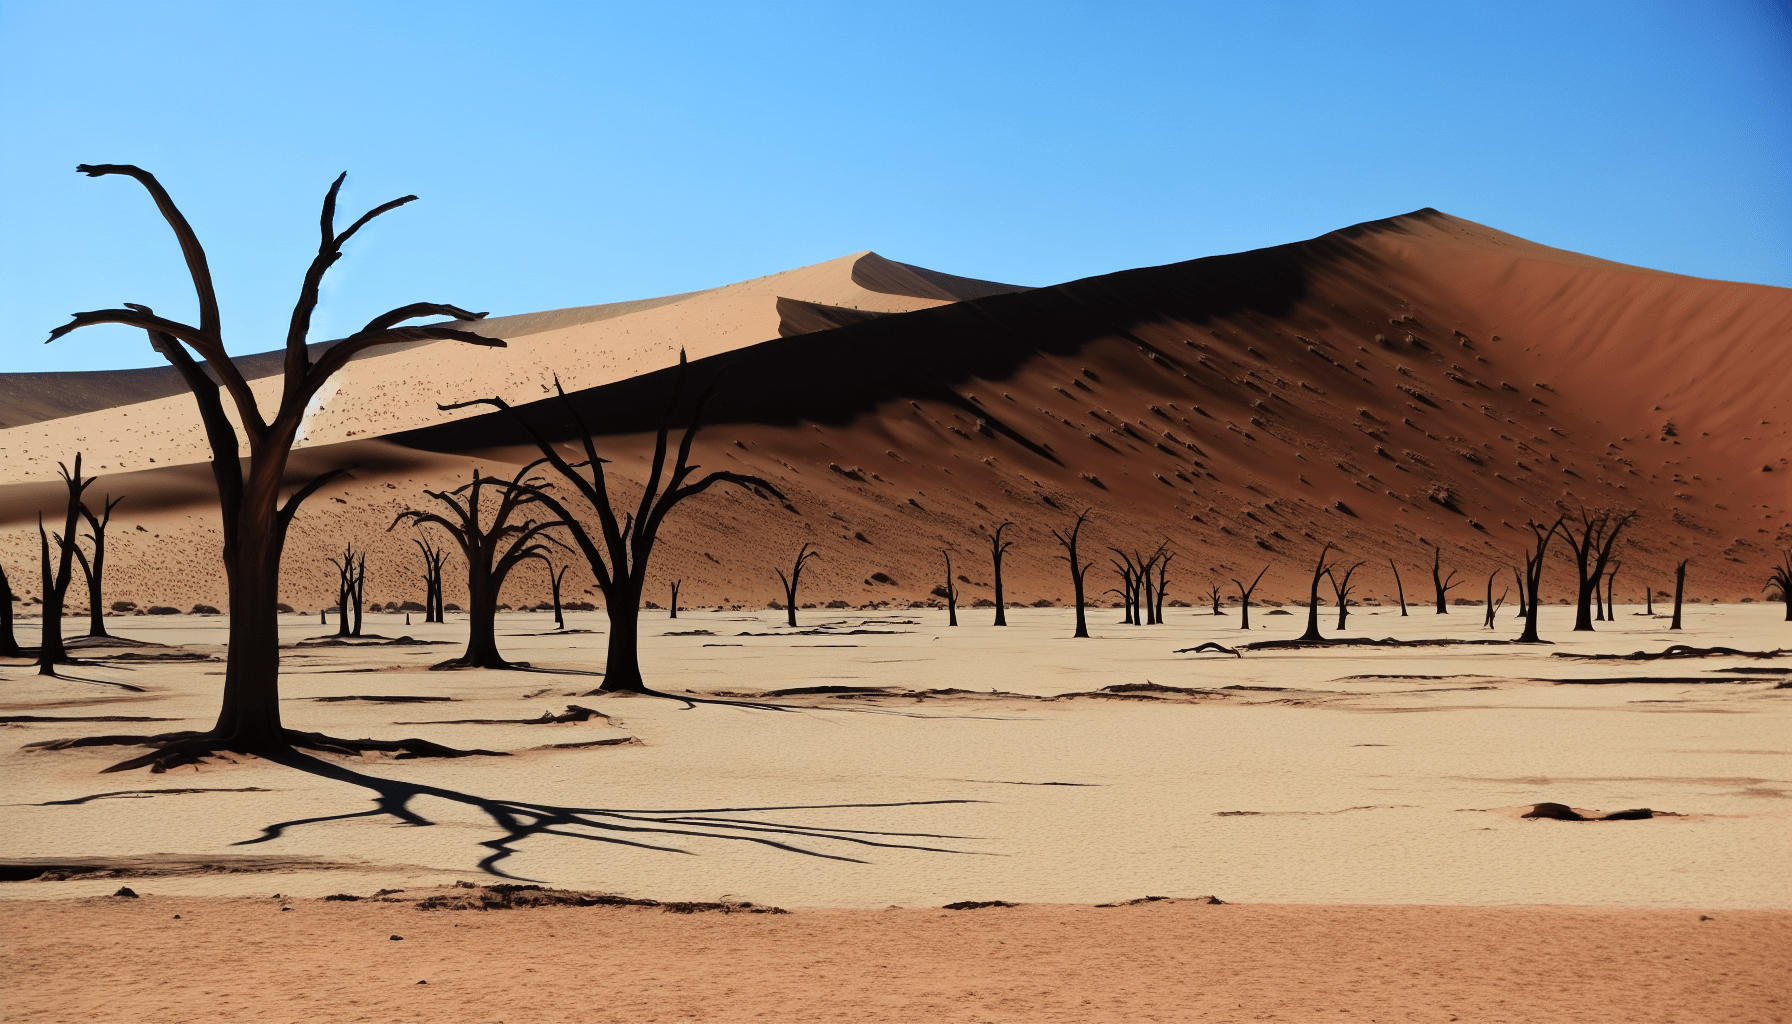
391,466,564,669
1603,561,1620,621
46,164,504,769
1296,544,1337,642
1152,549,1173,624
1517,517,1566,644
1644,579,1654,617
1765,550,1791,622
776,543,821,628
36,457,95,675
986,522,1013,626
668,580,682,619
1670,559,1688,630
69,494,125,639
443,353,784,700
1329,559,1364,630
1482,571,1507,629
328,543,366,638
940,550,959,626
1562,506,1638,631
1107,551,1138,624
1205,582,1227,616
532,558,570,630
1429,545,1461,613
412,536,447,623
0,559,20,658
1389,558,1408,616
1051,509,1095,638
1231,566,1267,630
1513,567,1528,620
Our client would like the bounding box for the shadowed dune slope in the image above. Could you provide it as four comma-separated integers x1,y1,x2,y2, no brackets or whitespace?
2,211,1786,613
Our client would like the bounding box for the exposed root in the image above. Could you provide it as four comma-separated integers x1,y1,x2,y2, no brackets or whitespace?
1246,637,1528,650
1555,645,1791,662
395,704,610,725
431,655,533,670
22,728,509,774
299,635,451,649
1172,642,1242,658
580,684,798,712
405,882,788,913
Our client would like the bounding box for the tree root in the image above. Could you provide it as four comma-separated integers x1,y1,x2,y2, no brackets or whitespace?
1172,642,1242,658
23,729,509,774
395,704,610,725
579,684,798,712
1245,637,1529,650
431,656,533,670
1555,645,1791,661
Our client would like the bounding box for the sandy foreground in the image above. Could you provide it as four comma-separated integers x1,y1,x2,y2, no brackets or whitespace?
2,605,1788,1021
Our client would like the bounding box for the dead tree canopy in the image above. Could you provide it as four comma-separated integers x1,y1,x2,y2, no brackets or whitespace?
1051,509,1095,639
37,456,96,674
70,494,125,639
987,522,1014,626
1562,506,1638,631
47,164,507,770
1518,517,1566,644
777,543,821,628
1231,566,1267,630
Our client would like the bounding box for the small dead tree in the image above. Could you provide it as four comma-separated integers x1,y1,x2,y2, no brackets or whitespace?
987,522,1013,626
1563,505,1638,631
329,543,366,638
1517,517,1566,644
1482,571,1507,629
529,556,570,630
1644,582,1654,617
1051,509,1095,639
1670,559,1688,630
1206,582,1227,616
0,559,20,657
69,494,125,639
1108,550,1138,624
444,352,785,700
668,580,681,619
1429,545,1461,613
941,550,959,627
1297,544,1337,642
46,164,506,770
1153,550,1173,624
1605,562,1620,619
36,457,95,674
1513,567,1528,619
391,466,565,669
1231,566,1267,630
1766,550,1791,622
1389,558,1408,616
777,544,821,628
412,536,447,623
1329,560,1364,630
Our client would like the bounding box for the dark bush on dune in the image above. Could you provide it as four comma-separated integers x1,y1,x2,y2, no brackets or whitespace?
110,601,136,613
190,604,220,615
146,606,179,615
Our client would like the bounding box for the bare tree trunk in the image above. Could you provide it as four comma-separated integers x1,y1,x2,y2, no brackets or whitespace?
1330,561,1361,631
942,550,958,627
1513,567,1528,619
36,458,92,674
1430,546,1458,613
1606,563,1619,619
350,554,365,637
988,523,1012,626
1670,560,1687,630
0,559,20,657
1645,583,1653,617
669,580,680,619
1390,559,1407,616
1232,566,1266,631
1297,544,1335,642
1517,518,1565,644
1206,583,1226,616
1154,552,1172,624
777,544,819,628
73,495,122,638
1052,510,1094,639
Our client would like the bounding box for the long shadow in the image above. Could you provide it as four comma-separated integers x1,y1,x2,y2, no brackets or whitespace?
236,748,984,881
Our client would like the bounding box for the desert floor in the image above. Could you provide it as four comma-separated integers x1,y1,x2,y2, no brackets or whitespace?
2,604,1788,1022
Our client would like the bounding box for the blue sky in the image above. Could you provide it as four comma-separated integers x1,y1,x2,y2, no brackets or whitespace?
2,0,1787,374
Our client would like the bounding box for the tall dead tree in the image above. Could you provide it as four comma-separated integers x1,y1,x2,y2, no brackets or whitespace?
1765,550,1791,622
1517,517,1566,644
1670,559,1688,630
329,543,366,638
0,560,20,657
36,457,95,674
1107,550,1138,624
1051,509,1095,639
1231,566,1267,630
47,164,505,770
392,466,564,669
412,536,447,623
776,544,820,628
1330,560,1364,630
987,522,1013,626
68,494,125,639
1429,546,1461,613
940,550,959,627
668,580,681,619
1562,506,1638,631
1152,550,1173,624
1389,558,1408,616
1297,544,1337,642
445,353,784,699
1205,582,1227,616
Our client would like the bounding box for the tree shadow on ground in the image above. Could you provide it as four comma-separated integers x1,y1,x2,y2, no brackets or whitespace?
233,749,983,880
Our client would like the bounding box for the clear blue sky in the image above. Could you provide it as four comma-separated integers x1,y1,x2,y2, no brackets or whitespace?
2,0,1787,374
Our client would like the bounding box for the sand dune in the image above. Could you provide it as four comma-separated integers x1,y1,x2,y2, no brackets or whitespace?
1,211,1787,618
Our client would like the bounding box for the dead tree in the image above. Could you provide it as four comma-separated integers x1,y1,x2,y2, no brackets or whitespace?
1562,506,1638,631
0,559,20,657
329,543,366,638
1329,560,1364,631
941,550,959,626
1605,562,1620,619
1051,509,1095,638
69,494,124,639
1644,582,1654,617
1766,550,1791,622
1482,571,1507,629
668,580,681,619
1517,517,1566,644
36,457,95,674
392,466,564,669
444,352,786,701
1670,559,1688,630
1429,546,1461,613
46,164,505,770
412,536,447,623
1231,566,1267,629
776,544,821,628
987,522,1013,626
529,556,569,629
1513,567,1528,619
1108,550,1138,624
1297,544,1337,642
1389,558,1408,616
1205,582,1227,616
1153,550,1173,624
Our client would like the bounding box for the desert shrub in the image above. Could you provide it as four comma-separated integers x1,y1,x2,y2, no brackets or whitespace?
398,601,426,612
277,603,294,613
870,572,895,584
1032,598,1055,607
825,600,849,609
767,600,784,610
565,601,595,611
111,600,137,613
801,602,816,609
930,585,952,599
190,604,220,615
495,603,512,611
1168,600,1190,607
645,601,661,609
971,598,995,608
147,606,180,615
444,603,462,612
